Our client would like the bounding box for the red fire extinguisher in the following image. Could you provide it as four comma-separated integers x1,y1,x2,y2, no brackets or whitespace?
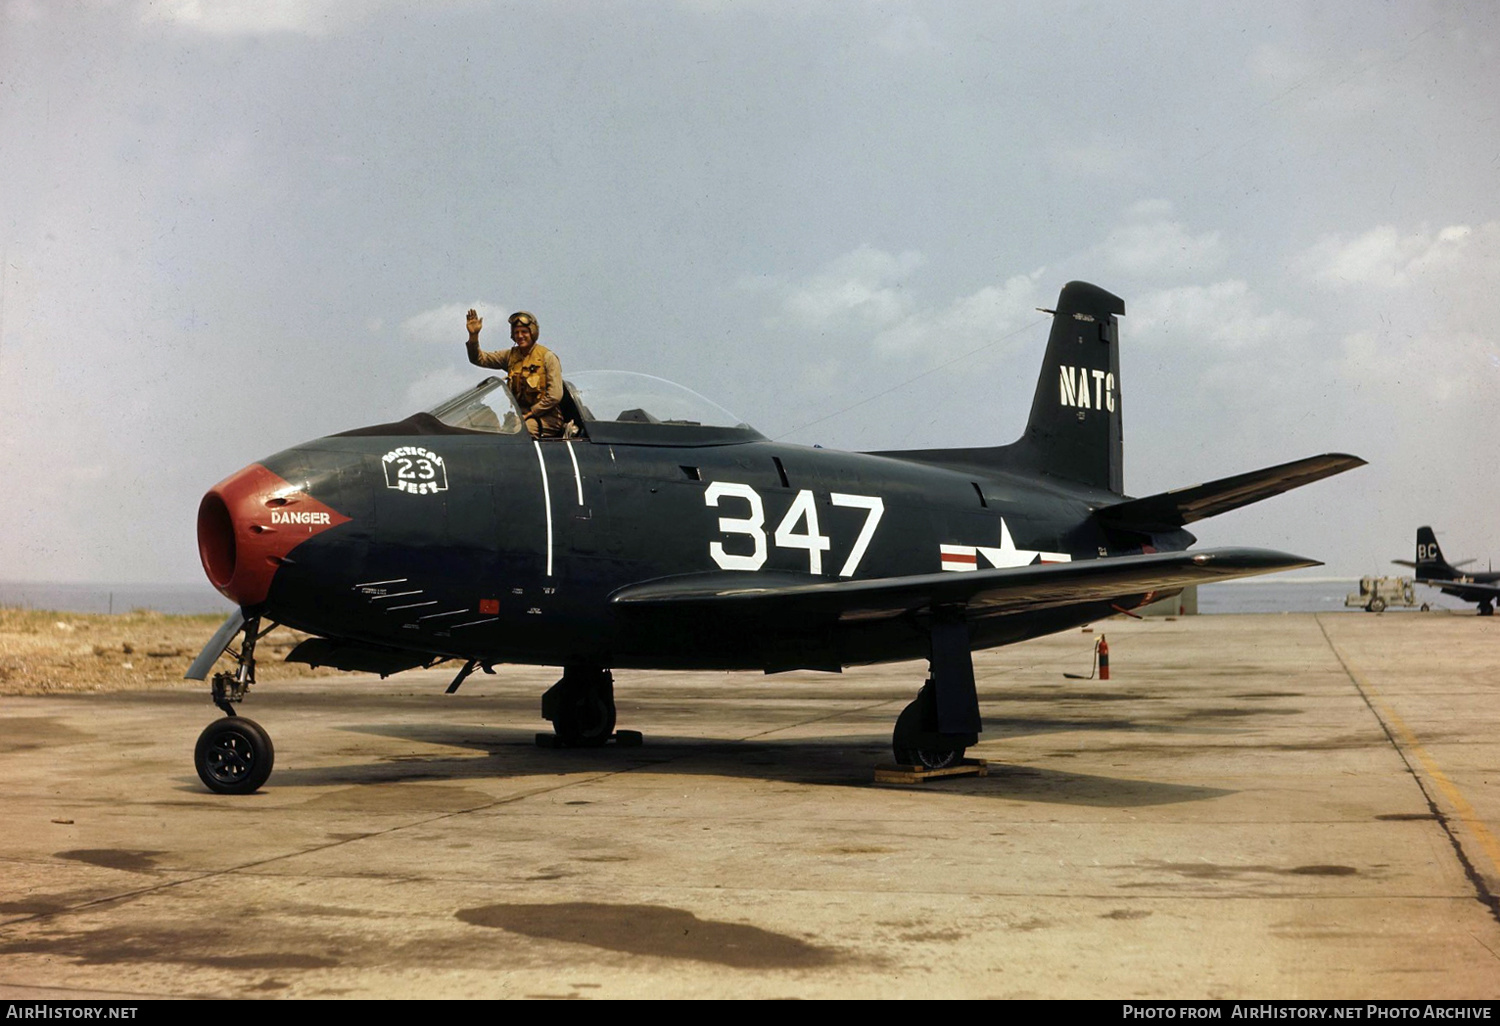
1098,635,1110,680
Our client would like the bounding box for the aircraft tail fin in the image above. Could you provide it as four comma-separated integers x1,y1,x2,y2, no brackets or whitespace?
1012,281,1126,493
869,281,1126,493
1415,526,1455,578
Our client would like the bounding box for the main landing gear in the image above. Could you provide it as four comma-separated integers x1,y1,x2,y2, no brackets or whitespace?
892,681,978,769
891,609,982,770
195,614,277,794
541,665,620,747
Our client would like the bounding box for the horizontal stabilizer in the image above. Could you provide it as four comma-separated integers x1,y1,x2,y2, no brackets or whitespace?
1094,454,1365,532
1396,559,1478,569
611,547,1317,625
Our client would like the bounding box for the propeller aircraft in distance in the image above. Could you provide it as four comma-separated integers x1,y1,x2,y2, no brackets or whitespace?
186,281,1364,793
1394,526,1500,614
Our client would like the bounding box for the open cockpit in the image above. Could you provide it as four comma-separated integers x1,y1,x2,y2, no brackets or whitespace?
425,370,764,446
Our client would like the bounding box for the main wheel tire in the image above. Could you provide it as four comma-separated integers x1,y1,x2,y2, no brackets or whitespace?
891,692,965,770
1370,598,1387,613
554,691,616,748
893,743,966,771
195,717,274,794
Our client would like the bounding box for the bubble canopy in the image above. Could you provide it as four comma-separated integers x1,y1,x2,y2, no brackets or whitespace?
426,370,764,446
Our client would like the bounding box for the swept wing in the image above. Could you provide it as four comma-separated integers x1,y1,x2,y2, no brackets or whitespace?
612,547,1316,623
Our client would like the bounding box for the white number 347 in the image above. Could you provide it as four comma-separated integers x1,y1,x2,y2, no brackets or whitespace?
704,483,883,577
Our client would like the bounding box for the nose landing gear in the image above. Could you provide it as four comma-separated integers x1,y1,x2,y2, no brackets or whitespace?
195,716,274,795
194,613,278,794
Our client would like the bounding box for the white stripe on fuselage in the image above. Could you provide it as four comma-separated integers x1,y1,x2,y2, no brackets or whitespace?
533,440,553,577
565,440,584,505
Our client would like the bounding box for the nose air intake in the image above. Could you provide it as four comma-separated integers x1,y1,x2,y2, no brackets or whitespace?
196,463,351,608
197,491,238,589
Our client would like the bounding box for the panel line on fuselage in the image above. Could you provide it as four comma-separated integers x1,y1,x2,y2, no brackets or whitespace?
448,617,501,630
533,440,554,577
565,440,584,505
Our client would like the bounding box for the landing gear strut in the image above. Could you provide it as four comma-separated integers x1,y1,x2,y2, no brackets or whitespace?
195,614,277,794
541,665,617,747
891,608,981,769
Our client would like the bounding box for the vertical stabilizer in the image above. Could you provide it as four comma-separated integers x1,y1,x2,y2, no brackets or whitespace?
1415,526,1452,577
1014,282,1126,493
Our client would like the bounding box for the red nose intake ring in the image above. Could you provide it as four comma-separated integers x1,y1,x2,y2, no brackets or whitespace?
197,463,350,607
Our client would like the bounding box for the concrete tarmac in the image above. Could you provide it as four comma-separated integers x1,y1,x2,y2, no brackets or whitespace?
1,612,1497,999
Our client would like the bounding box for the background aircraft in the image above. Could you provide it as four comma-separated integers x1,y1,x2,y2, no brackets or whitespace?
1393,526,1500,615
186,281,1363,793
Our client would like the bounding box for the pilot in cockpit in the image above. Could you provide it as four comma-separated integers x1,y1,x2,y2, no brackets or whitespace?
464,308,565,438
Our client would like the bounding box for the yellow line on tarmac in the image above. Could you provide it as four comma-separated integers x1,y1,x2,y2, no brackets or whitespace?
1330,635,1500,880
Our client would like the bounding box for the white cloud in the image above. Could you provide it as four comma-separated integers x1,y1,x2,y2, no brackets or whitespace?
400,301,504,347
1247,44,1316,90
1309,221,1500,410
1131,280,1315,351
402,365,479,412
1047,137,1148,182
870,268,1046,359
135,0,376,36
1247,43,1394,116
769,246,926,332
1297,224,1476,289
1085,200,1226,278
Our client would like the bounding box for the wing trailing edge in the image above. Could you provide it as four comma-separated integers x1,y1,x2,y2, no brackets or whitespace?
611,547,1317,624
1092,454,1366,532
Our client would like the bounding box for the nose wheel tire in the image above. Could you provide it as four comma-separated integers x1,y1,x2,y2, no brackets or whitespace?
195,716,275,794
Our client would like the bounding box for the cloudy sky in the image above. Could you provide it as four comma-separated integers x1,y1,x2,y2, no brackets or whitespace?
3,0,1497,586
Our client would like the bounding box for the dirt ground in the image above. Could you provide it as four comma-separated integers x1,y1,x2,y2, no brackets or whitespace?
0,607,351,696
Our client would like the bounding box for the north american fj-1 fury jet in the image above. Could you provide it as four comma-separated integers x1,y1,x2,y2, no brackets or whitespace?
187,281,1363,793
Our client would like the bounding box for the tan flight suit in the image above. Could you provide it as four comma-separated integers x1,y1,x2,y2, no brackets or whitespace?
467,341,565,438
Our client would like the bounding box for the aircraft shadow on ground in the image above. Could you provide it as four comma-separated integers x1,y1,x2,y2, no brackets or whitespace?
234,719,1238,808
